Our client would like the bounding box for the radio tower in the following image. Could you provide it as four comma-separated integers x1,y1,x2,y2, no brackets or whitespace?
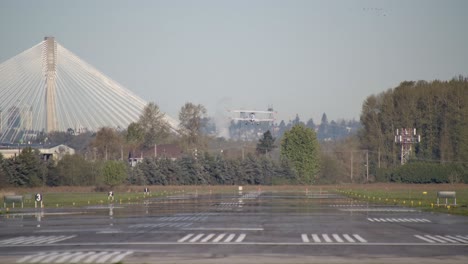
395,128,421,165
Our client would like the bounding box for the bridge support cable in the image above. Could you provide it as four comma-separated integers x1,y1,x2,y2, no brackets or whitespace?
0,37,179,142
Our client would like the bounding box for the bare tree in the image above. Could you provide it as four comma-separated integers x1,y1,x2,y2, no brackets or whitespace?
178,102,207,148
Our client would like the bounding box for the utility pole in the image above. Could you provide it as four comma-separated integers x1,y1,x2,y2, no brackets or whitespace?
395,128,421,165
366,150,369,182
350,151,353,181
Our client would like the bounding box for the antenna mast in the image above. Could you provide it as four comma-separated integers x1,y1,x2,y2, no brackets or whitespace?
395,128,421,165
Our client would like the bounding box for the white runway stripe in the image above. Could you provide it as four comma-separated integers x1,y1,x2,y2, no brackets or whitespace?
0,236,75,245
178,233,246,243
69,252,96,263
110,251,134,263
368,218,430,223
322,234,332,243
302,234,367,243
224,234,236,242
332,234,344,243
201,234,216,242
301,234,367,243
212,234,226,243
16,251,133,264
235,234,246,242
343,234,355,243
55,252,83,262
190,234,205,242
177,234,194,243
42,252,69,263
353,234,367,243
415,235,435,243
415,235,468,244
17,252,46,263
83,252,109,263
312,234,321,243
96,251,121,263
435,235,458,243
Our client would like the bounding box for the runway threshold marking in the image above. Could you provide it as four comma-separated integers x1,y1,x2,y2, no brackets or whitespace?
16,251,133,264
301,234,367,243
0,236,76,245
177,233,247,243
415,235,468,244
368,218,431,223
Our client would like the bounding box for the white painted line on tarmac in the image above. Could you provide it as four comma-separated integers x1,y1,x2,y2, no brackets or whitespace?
451,236,468,243
17,252,46,263
55,252,83,263
110,251,134,263
435,235,458,243
189,234,205,242
42,252,69,263
177,234,194,243
332,234,344,243
212,234,226,243
201,234,215,242
69,251,96,263
182,227,263,231
224,234,236,243
415,235,435,243
425,235,447,243
312,234,321,243
353,234,367,243
343,234,355,243
95,251,121,263
322,234,332,243
301,234,309,243
83,251,108,263
4,242,468,248
33,251,58,263
236,234,246,243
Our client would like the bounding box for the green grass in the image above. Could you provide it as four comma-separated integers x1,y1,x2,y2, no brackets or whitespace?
335,183,468,216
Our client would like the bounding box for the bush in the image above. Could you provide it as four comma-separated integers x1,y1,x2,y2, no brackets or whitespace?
375,162,468,183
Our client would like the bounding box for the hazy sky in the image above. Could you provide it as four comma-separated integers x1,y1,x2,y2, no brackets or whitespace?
0,0,467,123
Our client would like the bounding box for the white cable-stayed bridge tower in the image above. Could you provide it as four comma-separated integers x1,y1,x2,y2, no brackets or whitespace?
0,37,178,143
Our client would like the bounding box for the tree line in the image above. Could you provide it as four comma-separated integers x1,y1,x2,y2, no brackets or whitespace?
0,101,322,187
359,76,468,183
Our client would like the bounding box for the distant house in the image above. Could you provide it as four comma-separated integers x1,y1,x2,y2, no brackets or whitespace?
0,144,75,161
40,144,75,160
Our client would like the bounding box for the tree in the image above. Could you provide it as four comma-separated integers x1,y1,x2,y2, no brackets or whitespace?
91,127,123,160
305,118,315,129
138,102,170,148
178,102,207,148
53,155,97,186
280,124,321,184
126,122,144,156
102,160,127,188
318,113,329,140
256,130,276,155
2,148,45,187
0,153,8,187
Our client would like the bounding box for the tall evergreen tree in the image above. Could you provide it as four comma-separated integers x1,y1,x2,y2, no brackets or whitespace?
281,124,321,184
256,130,276,155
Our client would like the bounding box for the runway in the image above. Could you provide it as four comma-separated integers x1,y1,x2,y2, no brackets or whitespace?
0,190,467,263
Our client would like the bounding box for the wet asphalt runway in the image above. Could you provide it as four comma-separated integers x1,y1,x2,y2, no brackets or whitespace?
0,190,467,263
